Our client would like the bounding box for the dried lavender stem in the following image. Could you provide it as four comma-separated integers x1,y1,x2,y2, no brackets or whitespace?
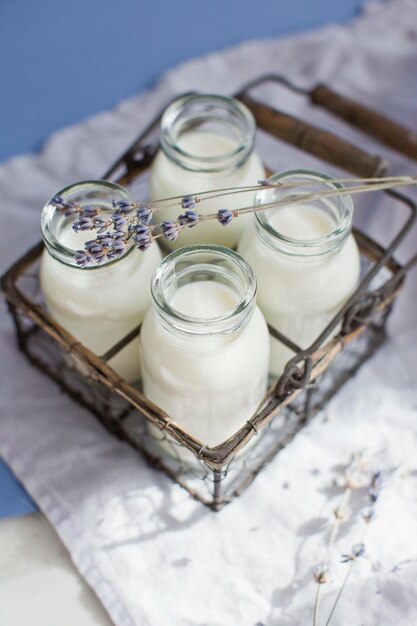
61,174,417,264
149,175,417,210
201,176,417,221
313,483,354,626
312,453,362,626
324,560,354,626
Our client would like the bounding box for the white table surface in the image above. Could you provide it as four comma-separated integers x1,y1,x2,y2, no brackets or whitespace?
0,514,112,625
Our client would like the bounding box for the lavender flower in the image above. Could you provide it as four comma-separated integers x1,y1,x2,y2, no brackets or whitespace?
341,543,366,563
51,195,67,210
94,215,110,233
96,232,114,248
136,205,154,225
81,231,130,263
52,195,79,217
112,212,128,230
217,208,235,226
161,220,180,242
80,205,101,217
352,543,366,558
112,238,127,255
368,488,379,504
84,240,101,252
131,224,153,251
257,179,283,187
370,471,382,490
340,554,353,564
368,471,382,503
313,568,331,584
112,200,139,214
112,229,126,240
84,239,106,262
74,250,92,267
178,210,200,228
181,195,199,209
72,216,95,232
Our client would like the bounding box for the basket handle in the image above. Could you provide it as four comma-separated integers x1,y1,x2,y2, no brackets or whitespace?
310,84,417,162
237,92,387,178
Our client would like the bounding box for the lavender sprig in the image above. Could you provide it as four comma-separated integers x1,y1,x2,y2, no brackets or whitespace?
72,215,113,233
81,231,129,264
72,217,96,232
323,543,366,626
136,205,154,225
178,210,200,228
181,195,200,209
312,453,364,626
368,470,382,503
217,208,236,226
81,205,101,217
94,215,110,233
74,250,91,267
130,224,154,252
312,456,383,626
52,195,79,217
112,200,139,213
340,543,366,563
160,220,180,243
112,212,129,231
50,174,417,265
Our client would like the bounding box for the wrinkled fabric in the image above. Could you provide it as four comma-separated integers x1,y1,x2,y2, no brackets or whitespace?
1,1,417,624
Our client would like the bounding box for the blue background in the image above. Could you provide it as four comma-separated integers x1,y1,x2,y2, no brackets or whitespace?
1,0,364,517
1,0,364,163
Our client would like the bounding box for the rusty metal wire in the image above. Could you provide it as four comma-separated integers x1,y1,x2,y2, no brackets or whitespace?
2,75,417,510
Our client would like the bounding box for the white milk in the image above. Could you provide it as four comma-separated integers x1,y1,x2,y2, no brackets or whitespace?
140,249,270,464
149,93,265,250
171,280,239,318
40,235,162,382
269,203,334,240
40,182,162,382
150,131,265,249
238,196,361,378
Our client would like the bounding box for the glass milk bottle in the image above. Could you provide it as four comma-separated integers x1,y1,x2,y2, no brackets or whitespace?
238,170,361,378
140,245,270,462
149,93,265,249
40,180,162,382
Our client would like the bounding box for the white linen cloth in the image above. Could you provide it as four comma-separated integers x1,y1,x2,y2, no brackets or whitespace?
1,1,417,624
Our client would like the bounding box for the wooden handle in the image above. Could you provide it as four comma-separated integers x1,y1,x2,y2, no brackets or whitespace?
238,93,386,178
311,84,417,162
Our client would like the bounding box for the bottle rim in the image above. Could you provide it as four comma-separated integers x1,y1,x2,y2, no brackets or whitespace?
151,244,257,336
255,169,354,257
41,180,135,270
160,94,256,173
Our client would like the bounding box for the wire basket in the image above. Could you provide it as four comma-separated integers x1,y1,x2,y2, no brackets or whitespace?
2,75,416,510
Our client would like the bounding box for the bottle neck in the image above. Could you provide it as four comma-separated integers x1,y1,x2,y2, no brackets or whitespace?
254,170,354,258
160,94,256,173
41,180,134,270
151,245,257,337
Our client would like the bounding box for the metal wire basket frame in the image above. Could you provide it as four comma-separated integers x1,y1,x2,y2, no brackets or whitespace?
2,75,416,509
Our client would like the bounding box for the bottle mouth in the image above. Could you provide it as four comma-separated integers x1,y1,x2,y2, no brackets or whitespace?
255,170,354,257
151,245,257,336
160,94,256,173
41,180,135,269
